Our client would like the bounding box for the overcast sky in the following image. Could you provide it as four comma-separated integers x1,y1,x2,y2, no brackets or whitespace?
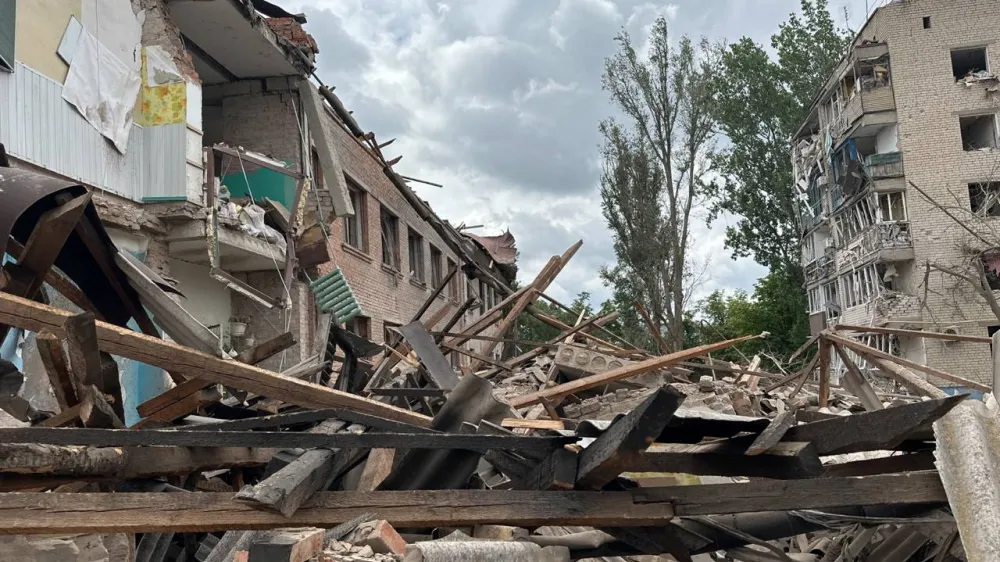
283,0,875,306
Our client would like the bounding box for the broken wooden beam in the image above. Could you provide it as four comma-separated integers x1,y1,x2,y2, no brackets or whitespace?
781,395,964,455
822,451,937,478
236,332,296,365
632,441,822,480
834,324,993,344
745,408,797,456
0,291,432,427
522,447,578,490
825,332,990,393
510,334,763,408
0,473,947,533
576,387,684,489
833,344,884,411
35,330,77,410
867,356,949,399
0,427,575,452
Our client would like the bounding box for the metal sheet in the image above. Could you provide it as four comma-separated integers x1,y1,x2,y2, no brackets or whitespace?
0,63,186,202
0,167,141,327
398,321,458,390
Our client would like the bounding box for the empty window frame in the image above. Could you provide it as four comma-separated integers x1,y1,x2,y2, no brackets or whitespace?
446,259,459,299
344,316,371,340
877,191,907,222
0,0,13,72
408,229,425,283
960,114,998,151
823,281,840,318
478,280,486,313
922,16,931,29
969,182,1000,216
429,245,443,288
951,46,989,80
467,279,477,314
343,186,367,251
380,207,400,269
808,286,822,313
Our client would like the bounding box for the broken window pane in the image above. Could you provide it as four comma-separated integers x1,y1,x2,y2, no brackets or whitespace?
968,182,1000,216
408,229,425,283
430,245,443,288
960,114,998,151
951,47,989,80
446,259,458,299
380,206,400,269
878,191,907,222
344,186,366,250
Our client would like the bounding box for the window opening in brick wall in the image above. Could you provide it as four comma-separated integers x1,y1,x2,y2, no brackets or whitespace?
446,259,458,299
345,316,371,340
922,16,931,29
877,191,907,222
823,281,840,318
384,321,401,347
344,186,367,251
808,286,822,313
466,279,476,314
983,255,1000,290
450,349,461,369
960,114,998,151
380,207,400,269
478,280,486,313
968,182,1000,216
430,245,443,288
952,47,989,80
408,229,425,283
876,263,898,292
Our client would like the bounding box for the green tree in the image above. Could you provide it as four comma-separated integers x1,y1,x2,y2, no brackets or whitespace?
600,18,716,352
708,0,850,270
513,290,596,349
691,271,812,370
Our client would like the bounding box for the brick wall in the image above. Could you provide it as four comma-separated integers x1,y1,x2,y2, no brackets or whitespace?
317,118,504,359
854,0,1000,384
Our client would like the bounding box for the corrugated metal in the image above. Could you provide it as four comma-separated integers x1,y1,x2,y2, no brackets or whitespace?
0,62,186,201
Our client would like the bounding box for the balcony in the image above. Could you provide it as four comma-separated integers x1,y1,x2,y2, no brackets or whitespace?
865,151,904,179
863,221,914,262
804,255,834,285
832,84,897,142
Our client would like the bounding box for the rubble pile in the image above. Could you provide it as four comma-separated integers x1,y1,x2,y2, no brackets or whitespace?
0,181,987,561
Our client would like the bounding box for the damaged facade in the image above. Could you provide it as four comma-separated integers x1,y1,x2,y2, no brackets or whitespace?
795,0,1000,390
0,0,516,425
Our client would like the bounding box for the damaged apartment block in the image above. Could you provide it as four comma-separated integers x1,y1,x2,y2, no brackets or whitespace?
0,0,995,561
795,0,1000,394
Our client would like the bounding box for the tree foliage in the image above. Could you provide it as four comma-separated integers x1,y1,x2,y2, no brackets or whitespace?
708,0,850,270
690,268,811,370
599,17,716,351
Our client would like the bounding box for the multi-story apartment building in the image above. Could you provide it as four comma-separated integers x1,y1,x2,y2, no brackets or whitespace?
796,0,1000,388
0,0,515,424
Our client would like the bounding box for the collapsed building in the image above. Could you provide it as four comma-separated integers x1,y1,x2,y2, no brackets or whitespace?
794,0,1000,392
0,0,996,561
0,0,516,425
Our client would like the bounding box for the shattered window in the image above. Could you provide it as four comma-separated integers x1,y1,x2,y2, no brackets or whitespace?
877,191,907,222
345,316,371,340
344,186,367,251
430,246,443,288
447,259,459,299
968,182,1000,216
983,254,1000,291
951,47,989,80
824,281,840,318
380,206,400,269
408,229,425,283
960,114,998,151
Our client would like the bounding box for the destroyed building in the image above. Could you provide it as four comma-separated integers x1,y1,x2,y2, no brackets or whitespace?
794,0,1000,390
0,0,516,425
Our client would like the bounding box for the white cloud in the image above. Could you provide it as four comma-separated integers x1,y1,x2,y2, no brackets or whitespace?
283,0,864,308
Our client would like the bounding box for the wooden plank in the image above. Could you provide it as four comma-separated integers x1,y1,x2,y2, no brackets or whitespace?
817,338,830,407
835,324,993,343
787,334,819,364
137,377,211,418
133,385,223,428
634,301,669,353
822,451,937,478
834,344,884,411
35,330,77,410
522,447,578,490
441,341,513,372
398,321,458,390
0,489,678,533
36,405,81,427
0,292,432,427
632,441,822,480
236,332,296,365
62,313,104,391
781,395,964,455
745,409,797,456
179,409,436,435
825,333,990,393
576,387,684,489
5,238,103,320
868,356,949,399
501,418,565,430
510,334,762,408
369,388,445,398
0,428,574,452
409,264,458,324
632,471,947,514
355,449,394,492
78,385,124,429
763,352,819,393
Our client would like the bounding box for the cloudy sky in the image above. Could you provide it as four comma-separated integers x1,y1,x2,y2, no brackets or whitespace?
282,0,876,305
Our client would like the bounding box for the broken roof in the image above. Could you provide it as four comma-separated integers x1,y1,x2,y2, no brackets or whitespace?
467,231,518,266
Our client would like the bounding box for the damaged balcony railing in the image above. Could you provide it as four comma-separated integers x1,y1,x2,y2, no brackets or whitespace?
862,220,912,254
804,255,833,285
865,151,904,180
